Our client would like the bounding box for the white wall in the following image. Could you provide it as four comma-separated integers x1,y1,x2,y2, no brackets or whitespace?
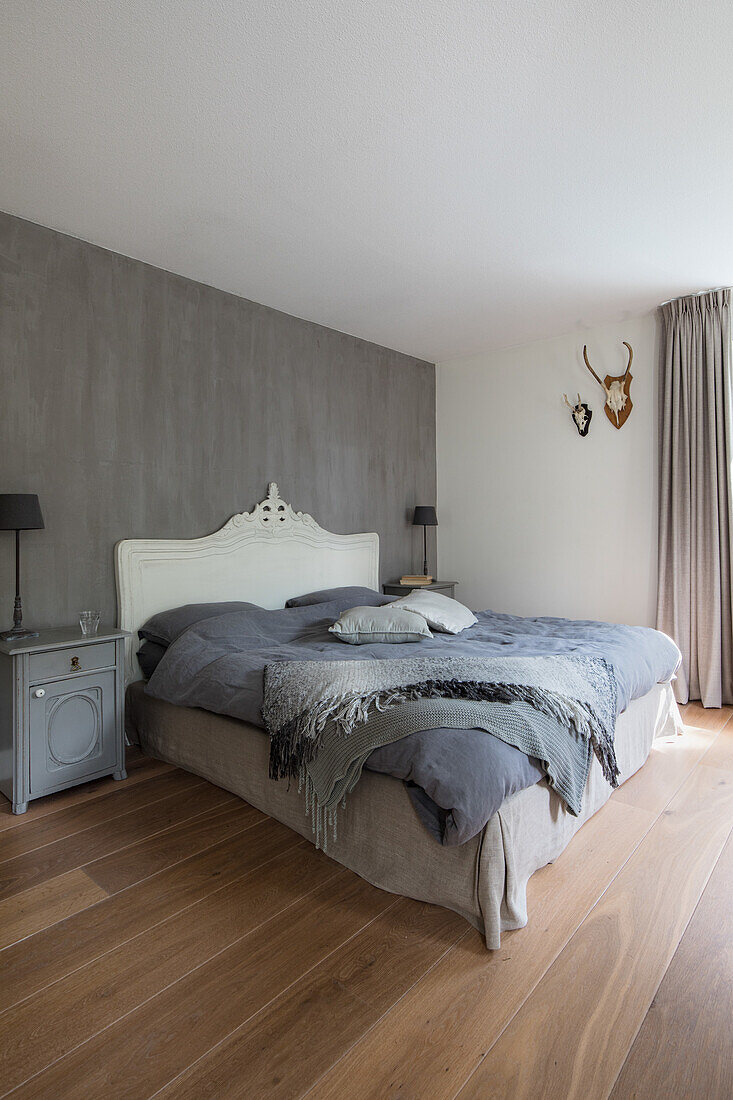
436,312,659,626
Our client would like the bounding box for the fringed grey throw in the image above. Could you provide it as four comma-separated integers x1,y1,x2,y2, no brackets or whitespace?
264,654,619,846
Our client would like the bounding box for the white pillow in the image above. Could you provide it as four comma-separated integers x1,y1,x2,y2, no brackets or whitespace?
391,590,477,634
329,605,433,645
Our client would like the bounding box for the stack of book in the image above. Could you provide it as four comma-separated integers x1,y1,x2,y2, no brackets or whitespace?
399,575,433,586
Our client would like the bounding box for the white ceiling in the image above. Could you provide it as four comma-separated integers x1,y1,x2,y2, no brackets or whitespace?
2,1,732,363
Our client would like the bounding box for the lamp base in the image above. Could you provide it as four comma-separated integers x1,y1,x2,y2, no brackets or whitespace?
1,627,39,643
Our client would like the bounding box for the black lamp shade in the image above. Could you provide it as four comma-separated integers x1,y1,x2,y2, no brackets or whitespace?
0,494,44,531
412,506,437,527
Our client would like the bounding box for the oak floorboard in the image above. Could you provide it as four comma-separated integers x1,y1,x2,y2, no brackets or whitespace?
0,844,340,1094
701,713,733,771
12,873,397,1099
456,762,733,1100
610,705,724,815
158,898,466,1100
0,780,237,902
679,701,732,731
309,797,655,1100
0,750,174,833
1,817,301,1008
609,827,733,1100
0,768,204,862
84,799,264,893
0,868,108,951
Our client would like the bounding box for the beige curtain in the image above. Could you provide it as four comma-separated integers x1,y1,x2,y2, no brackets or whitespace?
657,288,733,706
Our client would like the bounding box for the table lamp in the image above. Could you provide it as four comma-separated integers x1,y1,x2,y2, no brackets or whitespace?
412,505,438,578
0,494,44,642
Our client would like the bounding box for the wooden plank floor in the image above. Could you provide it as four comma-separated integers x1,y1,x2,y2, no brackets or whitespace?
0,704,731,1099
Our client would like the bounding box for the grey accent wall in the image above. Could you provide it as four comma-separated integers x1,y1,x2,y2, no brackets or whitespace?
0,212,436,629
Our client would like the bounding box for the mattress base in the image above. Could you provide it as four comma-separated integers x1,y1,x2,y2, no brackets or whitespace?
126,682,681,949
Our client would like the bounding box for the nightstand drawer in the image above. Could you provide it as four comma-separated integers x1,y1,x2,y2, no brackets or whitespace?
29,641,116,683
29,670,117,795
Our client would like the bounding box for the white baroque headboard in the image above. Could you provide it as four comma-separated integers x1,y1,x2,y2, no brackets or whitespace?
115,483,379,682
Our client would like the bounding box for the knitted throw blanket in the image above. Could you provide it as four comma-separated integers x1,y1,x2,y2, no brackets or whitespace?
263,654,619,845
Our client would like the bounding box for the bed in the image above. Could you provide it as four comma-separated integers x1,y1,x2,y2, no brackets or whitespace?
119,484,682,949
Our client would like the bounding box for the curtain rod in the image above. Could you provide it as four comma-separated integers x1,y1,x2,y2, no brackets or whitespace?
659,286,731,306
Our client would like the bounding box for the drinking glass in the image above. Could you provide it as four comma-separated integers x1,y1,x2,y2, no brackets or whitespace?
79,611,101,636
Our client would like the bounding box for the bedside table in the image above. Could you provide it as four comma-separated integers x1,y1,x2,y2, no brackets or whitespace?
0,626,130,814
383,581,458,599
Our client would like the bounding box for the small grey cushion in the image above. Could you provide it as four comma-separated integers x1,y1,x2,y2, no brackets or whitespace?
329,605,432,645
391,590,478,634
286,586,393,609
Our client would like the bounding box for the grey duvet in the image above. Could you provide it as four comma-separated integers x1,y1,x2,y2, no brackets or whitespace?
145,595,680,845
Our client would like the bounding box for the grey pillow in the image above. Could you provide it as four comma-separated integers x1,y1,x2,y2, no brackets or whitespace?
286,585,392,609
136,640,167,679
138,601,262,646
329,605,432,645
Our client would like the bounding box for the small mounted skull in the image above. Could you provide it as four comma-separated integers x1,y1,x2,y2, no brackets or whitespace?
563,392,592,437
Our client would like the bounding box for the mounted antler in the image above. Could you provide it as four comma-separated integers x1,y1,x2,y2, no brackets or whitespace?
562,392,585,412
582,343,634,429
583,346,608,394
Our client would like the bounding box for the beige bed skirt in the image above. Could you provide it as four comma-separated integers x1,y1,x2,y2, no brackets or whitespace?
126,681,681,949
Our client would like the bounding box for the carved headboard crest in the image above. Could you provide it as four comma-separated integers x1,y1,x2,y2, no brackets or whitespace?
221,482,322,535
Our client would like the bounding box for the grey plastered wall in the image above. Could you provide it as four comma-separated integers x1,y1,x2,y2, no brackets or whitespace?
0,212,436,629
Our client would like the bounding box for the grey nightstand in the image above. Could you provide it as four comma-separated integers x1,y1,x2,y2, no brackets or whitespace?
0,626,130,814
383,581,458,599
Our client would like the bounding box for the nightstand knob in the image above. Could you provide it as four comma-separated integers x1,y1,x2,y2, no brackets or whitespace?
33,688,46,698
